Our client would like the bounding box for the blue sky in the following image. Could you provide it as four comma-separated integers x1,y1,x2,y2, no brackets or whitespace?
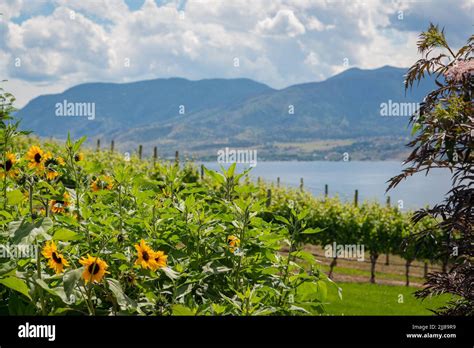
1,0,472,106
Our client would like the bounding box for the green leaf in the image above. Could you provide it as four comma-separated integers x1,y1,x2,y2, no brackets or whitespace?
227,163,236,178
301,227,324,235
53,228,81,241
161,266,179,280
411,123,421,136
107,278,137,310
66,132,72,149
9,218,53,244
315,280,328,301
274,215,290,225
289,305,310,314
296,281,321,302
211,303,226,315
63,268,83,300
0,276,32,300
73,136,87,153
297,210,310,221
172,304,195,316
6,189,24,205
0,261,16,277
0,210,13,219
35,278,72,304
203,167,225,184
261,267,279,275
110,253,128,262
291,250,318,265
8,292,36,315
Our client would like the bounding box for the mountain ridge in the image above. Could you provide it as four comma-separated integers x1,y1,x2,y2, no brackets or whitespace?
16,66,434,160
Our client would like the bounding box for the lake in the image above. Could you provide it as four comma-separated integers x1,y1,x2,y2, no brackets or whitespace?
199,161,452,210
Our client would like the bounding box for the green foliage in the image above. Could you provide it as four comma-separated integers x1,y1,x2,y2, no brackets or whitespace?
262,185,442,267
390,25,473,315
0,117,339,315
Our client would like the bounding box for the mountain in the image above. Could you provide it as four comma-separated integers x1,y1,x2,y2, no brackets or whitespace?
17,77,273,138
16,66,434,160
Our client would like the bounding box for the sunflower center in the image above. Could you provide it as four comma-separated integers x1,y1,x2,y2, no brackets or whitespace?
52,252,62,264
5,160,12,171
142,251,150,261
88,262,101,275
125,273,135,283
34,153,42,163
74,154,80,161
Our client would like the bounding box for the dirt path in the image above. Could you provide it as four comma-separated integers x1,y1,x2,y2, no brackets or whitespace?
328,273,424,288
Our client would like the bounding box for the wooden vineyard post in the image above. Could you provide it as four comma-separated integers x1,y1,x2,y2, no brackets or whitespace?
138,145,143,160
266,189,272,207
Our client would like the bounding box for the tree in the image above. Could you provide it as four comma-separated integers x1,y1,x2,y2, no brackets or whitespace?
359,203,392,284
388,24,473,315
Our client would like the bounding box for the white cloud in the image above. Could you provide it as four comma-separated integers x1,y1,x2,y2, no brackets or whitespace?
306,16,333,32
1,0,24,21
0,0,471,107
304,51,319,66
6,6,111,81
256,9,306,37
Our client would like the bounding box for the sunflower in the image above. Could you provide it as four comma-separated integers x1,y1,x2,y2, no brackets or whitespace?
46,170,59,180
227,235,240,253
26,145,46,170
44,155,63,180
121,271,137,288
42,241,69,274
49,192,70,214
74,153,84,162
42,240,57,259
91,175,113,192
134,239,159,270
154,250,168,269
0,152,18,178
79,254,108,283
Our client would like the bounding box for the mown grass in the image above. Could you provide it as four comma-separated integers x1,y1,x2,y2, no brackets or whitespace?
323,282,453,316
